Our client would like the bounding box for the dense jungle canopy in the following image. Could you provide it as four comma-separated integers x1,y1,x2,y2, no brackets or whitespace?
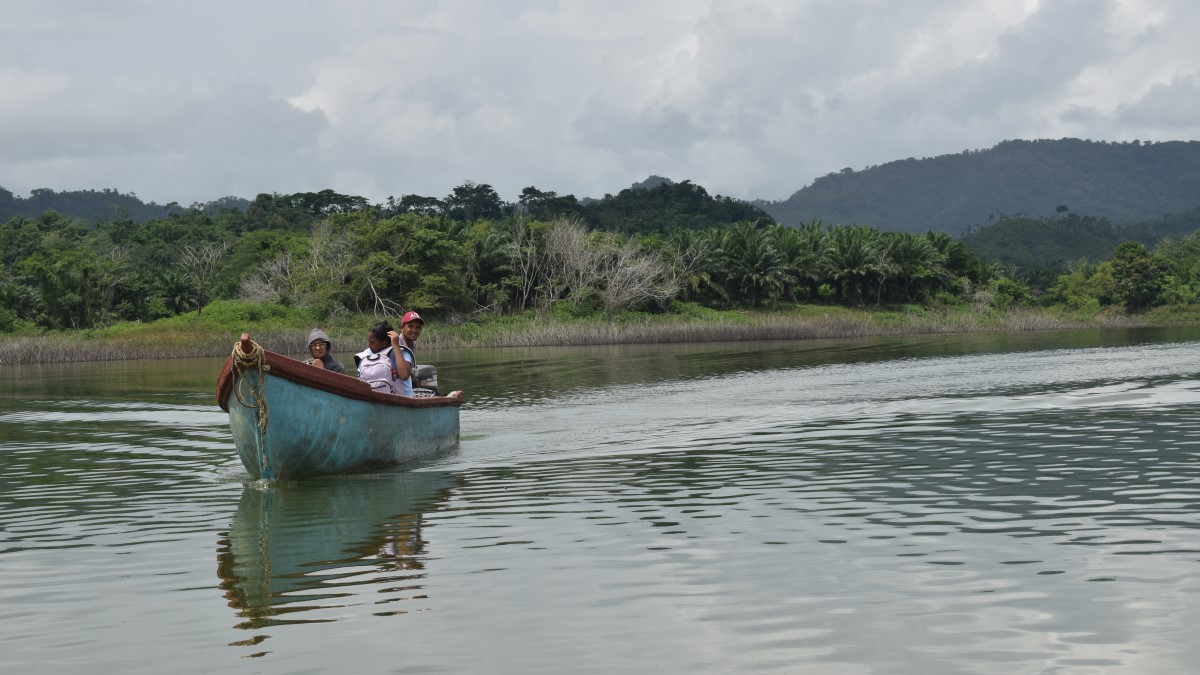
5,137,1200,333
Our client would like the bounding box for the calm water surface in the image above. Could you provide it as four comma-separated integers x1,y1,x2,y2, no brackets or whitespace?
2,328,1200,673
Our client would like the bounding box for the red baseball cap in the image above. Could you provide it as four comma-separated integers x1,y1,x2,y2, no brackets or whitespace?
401,311,424,325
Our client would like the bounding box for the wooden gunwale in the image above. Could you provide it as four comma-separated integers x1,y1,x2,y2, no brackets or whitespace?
216,349,465,412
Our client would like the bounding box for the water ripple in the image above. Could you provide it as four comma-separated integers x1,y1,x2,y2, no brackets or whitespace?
3,335,1200,672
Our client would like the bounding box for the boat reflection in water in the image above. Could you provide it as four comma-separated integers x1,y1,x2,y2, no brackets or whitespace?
216,471,461,632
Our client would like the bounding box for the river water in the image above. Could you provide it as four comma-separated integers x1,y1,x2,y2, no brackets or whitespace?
2,328,1200,673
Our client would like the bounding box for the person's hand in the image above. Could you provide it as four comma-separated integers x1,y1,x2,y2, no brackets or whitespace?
310,359,325,369
387,330,401,344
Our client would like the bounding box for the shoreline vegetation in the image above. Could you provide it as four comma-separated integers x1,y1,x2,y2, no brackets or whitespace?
0,302,1169,366
9,185,1200,372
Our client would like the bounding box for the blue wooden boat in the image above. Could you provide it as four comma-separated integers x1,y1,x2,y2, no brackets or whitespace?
216,334,463,480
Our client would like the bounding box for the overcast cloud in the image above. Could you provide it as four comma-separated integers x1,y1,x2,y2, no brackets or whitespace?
1,0,1198,206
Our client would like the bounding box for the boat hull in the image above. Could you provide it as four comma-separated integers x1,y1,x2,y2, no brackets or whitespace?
217,342,462,480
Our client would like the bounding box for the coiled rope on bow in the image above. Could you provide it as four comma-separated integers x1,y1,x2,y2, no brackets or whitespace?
231,338,272,478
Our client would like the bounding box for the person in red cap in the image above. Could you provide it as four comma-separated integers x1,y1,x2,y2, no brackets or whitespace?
392,310,462,398
397,311,424,356
386,310,425,395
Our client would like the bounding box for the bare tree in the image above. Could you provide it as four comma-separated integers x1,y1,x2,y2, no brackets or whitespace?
305,222,355,284
596,238,683,312
540,218,598,308
363,276,406,317
506,217,540,312
239,251,296,304
539,218,682,312
179,240,230,316
240,221,359,315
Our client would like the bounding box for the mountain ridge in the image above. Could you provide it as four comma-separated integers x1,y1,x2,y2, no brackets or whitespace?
6,138,1200,237
756,138,1200,235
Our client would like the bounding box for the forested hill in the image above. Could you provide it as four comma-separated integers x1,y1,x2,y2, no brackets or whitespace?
575,179,775,233
0,187,251,223
757,139,1200,235
960,207,1200,271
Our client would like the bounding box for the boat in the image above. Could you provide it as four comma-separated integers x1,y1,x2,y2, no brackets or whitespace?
216,334,463,480
216,472,460,628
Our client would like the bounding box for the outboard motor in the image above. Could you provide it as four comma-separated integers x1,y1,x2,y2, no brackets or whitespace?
413,364,439,397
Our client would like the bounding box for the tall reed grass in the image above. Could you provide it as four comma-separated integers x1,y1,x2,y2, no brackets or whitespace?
0,308,1143,365
0,329,317,365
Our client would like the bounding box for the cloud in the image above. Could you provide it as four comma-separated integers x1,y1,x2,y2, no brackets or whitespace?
1,0,1198,205
0,69,328,200
1116,75,1200,130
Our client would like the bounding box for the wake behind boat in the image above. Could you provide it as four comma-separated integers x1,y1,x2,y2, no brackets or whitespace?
216,334,462,480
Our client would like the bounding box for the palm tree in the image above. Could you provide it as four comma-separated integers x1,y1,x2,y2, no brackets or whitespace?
869,237,900,305
464,220,518,312
155,269,196,315
888,232,950,302
775,221,825,302
666,227,727,305
821,225,879,305
716,222,789,307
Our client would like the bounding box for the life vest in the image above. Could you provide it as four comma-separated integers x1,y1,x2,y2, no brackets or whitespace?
354,345,414,395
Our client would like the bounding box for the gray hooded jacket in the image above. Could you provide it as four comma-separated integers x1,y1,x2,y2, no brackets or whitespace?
305,328,345,373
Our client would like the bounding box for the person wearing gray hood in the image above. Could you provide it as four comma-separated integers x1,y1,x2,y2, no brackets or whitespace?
304,328,345,373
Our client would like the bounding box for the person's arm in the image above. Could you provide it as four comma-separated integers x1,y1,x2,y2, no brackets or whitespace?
387,331,413,381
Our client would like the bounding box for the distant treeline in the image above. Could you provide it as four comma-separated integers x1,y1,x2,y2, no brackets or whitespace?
1,182,999,332
0,186,254,224
960,208,1200,271
0,177,768,233
759,138,1200,235
12,136,1200,241
6,173,1200,335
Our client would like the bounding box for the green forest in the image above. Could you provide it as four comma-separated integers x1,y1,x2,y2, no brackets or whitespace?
959,208,1200,271
1,180,992,334
0,186,235,224
6,160,1200,338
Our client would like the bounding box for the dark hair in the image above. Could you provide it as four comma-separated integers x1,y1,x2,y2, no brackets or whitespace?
368,321,394,343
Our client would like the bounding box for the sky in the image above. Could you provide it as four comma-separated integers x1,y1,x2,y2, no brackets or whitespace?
2,0,1199,207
